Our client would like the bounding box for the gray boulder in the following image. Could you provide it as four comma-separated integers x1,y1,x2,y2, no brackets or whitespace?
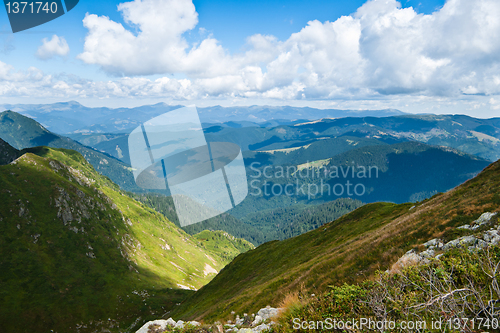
251,315,263,326
257,307,280,321
443,236,477,251
253,323,270,332
474,212,497,226
423,238,443,249
135,319,174,333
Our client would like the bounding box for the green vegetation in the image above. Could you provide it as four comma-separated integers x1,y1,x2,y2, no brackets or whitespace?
273,247,500,332
170,157,500,322
131,193,362,246
193,230,255,265
239,199,363,243
246,141,490,204
0,147,248,332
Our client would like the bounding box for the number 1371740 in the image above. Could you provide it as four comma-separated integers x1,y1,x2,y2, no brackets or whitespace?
5,2,58,14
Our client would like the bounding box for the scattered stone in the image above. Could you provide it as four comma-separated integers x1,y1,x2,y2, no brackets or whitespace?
474,212,498,226
135,319,172,333
420,249,435,259
423,238,443,249
253,323,270,332
174,320,184,329
251,315,263,326
443,235,477,251
165,318,176,326
257,307,280,321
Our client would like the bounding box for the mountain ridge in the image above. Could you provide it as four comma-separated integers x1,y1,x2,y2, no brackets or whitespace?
0,146,249,332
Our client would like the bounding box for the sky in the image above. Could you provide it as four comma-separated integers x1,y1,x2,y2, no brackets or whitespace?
1,0,500,118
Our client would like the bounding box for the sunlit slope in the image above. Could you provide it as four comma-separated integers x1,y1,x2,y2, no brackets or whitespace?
0,147,228,332
172,159,500,321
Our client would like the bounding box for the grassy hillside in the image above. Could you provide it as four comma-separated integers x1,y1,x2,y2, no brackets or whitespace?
193,230,255,265
0,147,247,332
170,158,500,321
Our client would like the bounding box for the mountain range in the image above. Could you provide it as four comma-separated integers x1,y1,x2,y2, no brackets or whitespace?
1,103,500,331
0,109,494,246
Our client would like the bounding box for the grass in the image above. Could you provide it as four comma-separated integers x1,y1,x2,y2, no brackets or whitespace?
170,159,500,322
271,246,500,332
0,147,250,332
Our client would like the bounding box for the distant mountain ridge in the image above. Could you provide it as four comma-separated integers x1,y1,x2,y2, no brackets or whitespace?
1,101,407,134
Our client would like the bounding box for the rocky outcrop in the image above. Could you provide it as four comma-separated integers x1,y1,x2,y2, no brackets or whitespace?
135,318,200,333
392,211,500,273
135,306,281,333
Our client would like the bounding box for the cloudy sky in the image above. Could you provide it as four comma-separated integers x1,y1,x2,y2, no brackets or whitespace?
1,0,500,117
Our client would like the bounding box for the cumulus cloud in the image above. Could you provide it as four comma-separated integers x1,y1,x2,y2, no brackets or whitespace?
75,0,500,101
77,0,232,76
36,35,70,60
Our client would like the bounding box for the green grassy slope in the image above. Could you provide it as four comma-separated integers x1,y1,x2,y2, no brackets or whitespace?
0,147,237,332
171,158,500,321
193,230,255,265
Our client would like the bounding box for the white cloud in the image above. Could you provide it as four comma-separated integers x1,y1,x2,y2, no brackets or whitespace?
77,0,231,76
76,0,500,101
0,0,492,115
36,35,70,60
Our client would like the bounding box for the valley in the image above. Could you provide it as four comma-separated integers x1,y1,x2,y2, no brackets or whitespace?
0,104,499,332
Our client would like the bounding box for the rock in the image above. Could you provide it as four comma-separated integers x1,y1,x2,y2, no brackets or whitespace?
135,319,173,333
420,249,435,259
188,321,201,327
491,236,500,245
457,225,471,230
423,238,443,248
483,230,498,243
252,315,263,326
474,212,498,226
175,320,184,329
253,323,270,332
475,239,489,249
238,329,253,333
390,250,429,274
257,307,280,321
165,318,176,326
443,236,477,251
235,317,245,326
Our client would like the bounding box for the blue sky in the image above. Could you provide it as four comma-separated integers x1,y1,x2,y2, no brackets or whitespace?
1,0,500,118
